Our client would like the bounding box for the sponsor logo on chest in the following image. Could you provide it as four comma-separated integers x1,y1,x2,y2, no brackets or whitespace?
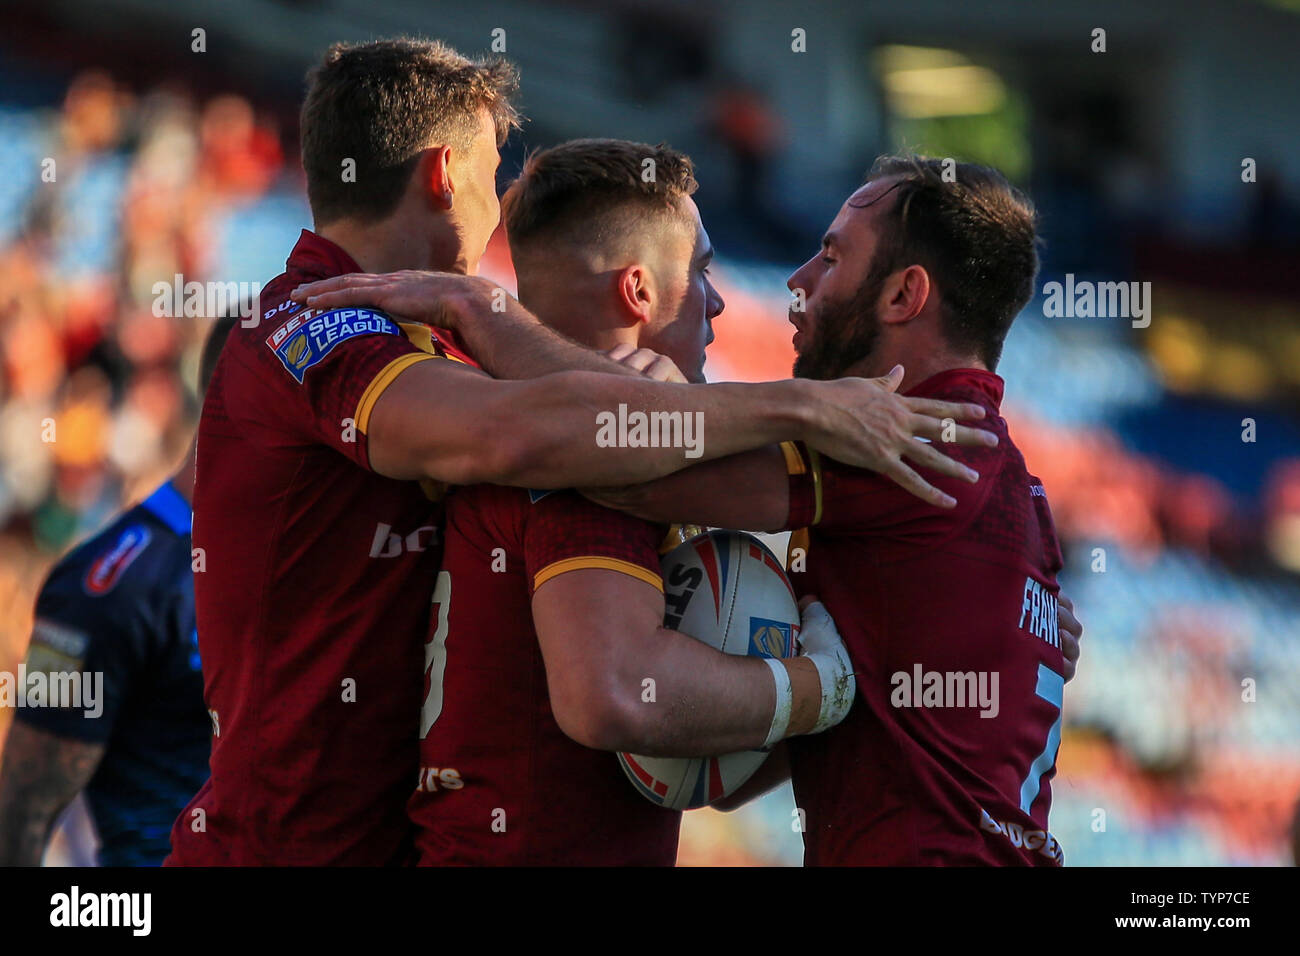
369,521,440,558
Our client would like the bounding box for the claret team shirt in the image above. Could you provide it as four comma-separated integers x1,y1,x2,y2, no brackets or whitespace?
782,368,1066,866
166,230,478,866
408,485,683,866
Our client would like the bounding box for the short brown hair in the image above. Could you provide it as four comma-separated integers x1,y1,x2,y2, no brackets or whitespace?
301,38,520,226
502,139,698,255
863,154,1039,370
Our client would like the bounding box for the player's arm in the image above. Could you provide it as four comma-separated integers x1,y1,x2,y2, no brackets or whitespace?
531,572,851,757
0,555,143,866
370,361,993,496
0,723,104,866
295,272,637,380
587,444,796,531
366,359,808,488
587,385,995,528
1060,592,1083,682
299,274,995,504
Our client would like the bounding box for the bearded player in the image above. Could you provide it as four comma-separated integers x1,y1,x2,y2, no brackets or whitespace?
404,140,867,865
593,156,1079,866
174,36,996,866
314,141,1086,868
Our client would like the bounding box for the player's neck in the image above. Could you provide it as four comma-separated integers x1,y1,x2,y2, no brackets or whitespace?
317,215,467,276
842,346,985,392
518,278,625,350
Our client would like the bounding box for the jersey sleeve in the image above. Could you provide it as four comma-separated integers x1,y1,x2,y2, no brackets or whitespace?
522,491,665,597
783,437,1004,538
227,306,455,470
781,440,823,530
14,537,153,743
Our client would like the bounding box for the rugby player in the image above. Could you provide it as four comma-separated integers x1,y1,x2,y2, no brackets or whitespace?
169,40,992,866
406,140,855,866
591,156,1079,865
0,317,237,866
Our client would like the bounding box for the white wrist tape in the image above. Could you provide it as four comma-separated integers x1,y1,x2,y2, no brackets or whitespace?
762,657,794,749
796,600,856,734
808,650,851,734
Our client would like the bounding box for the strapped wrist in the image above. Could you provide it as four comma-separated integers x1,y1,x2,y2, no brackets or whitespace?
762,657,794,749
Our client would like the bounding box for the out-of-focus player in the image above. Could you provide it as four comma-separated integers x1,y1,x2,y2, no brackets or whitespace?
594,156,1079,865
171,39,993,866
408,140,859,865
0,317,237,866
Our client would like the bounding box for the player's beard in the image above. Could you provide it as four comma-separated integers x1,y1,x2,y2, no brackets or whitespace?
792,266,888,380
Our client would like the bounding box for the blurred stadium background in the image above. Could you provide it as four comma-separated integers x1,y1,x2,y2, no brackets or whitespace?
1,0,1298,866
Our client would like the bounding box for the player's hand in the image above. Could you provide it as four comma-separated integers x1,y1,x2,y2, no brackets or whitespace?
806,365,998,509
290,270,507,329
1059,592,1083,682
604,344,687,383
795,595,855,734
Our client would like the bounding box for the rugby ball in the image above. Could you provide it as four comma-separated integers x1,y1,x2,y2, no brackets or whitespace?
617,529,800,810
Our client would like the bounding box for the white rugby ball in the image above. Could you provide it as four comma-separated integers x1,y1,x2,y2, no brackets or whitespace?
617,529,800,810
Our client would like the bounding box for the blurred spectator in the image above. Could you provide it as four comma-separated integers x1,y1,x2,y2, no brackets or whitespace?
706,80,801,257
0,69,284,683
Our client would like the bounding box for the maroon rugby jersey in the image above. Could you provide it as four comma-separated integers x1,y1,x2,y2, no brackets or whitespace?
409,484,682,866
166,230,478,865
783,368,1065,866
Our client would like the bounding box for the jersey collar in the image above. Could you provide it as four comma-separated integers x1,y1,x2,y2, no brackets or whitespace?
285,229,364,281
141,480,192,536
904,367,1005,408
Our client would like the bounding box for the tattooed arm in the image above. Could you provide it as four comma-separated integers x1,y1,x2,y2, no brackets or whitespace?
0,722,104,866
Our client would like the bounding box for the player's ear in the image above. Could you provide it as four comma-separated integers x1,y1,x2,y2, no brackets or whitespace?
419,145,455,211
615,264,654,326
880,263,930,325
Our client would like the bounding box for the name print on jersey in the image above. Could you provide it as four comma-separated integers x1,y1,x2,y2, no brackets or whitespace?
1018,576,1060,648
